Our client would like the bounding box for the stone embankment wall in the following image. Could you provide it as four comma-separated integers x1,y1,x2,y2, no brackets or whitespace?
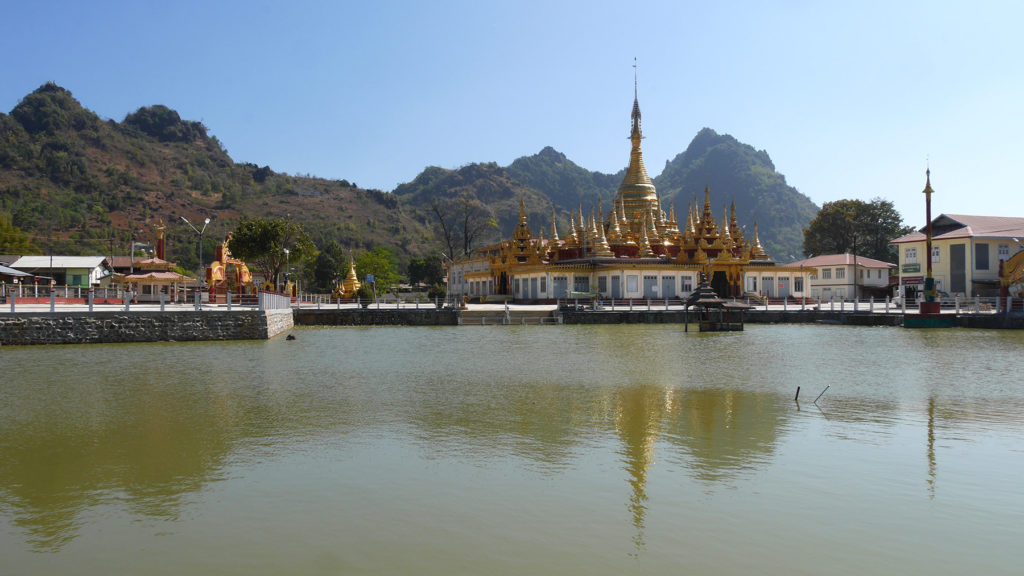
294,309,459,326
560,310,905,326
0,309,293,345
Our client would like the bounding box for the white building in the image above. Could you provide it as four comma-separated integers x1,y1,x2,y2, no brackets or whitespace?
8,256,113,287
787,254,895,300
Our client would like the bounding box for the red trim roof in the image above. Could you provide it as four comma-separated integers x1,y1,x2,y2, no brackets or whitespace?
891,214,1024,244
788,254,895,269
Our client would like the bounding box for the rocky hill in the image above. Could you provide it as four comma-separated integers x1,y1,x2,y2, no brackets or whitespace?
653,128,819,262
0,83,433,270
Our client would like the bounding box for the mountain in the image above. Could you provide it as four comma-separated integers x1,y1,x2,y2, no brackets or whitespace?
0,83,433,270
653,128,818,262
505,146,623,210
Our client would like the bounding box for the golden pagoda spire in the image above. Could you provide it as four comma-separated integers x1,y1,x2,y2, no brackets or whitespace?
614,63,659,229
665,201,680,239
638,224,654,257
336,258,361,298
701,186,718,238
729,200,743,246
648,210,663,249
608,204,622,243
750,221,768,259
594,214,614,258
566,215,579,249
550,207,560,241
513,197,532,250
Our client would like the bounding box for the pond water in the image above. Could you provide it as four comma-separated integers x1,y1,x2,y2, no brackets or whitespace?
2,324,1023,575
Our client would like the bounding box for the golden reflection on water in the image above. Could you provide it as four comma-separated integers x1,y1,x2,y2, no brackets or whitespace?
2,325,1024,574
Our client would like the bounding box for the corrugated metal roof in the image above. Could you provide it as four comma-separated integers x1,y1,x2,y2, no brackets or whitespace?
0,264,34,277
9,256,109,269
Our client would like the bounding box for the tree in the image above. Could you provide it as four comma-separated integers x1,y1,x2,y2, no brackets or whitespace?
354,246,401,295
0,211,39,254
227,217,317,288
312,251,339,291
407,254,444,287
429,192,497,258
802,198,912,263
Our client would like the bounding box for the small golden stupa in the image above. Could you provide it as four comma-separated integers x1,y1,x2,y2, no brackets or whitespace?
332,259,361,299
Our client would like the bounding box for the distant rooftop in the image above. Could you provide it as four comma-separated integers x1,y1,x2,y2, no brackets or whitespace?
788,254,895,269
891,214,1024,244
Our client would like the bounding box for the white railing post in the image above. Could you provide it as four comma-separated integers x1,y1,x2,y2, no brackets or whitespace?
160,292,166,312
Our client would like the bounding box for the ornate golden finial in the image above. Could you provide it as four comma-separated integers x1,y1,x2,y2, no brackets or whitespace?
923,168,934,195
550,207,560,241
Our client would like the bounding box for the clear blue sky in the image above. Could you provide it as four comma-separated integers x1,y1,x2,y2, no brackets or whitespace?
3,0,1022,226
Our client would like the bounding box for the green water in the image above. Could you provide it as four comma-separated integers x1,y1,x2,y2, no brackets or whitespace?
2,324,1023,575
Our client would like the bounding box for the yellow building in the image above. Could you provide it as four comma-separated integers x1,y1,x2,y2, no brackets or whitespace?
448,86,809,302
890,174,1024,298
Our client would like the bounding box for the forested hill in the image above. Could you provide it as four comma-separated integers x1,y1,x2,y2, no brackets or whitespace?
505,146,623,210
653,128,819,262
0,83,432,269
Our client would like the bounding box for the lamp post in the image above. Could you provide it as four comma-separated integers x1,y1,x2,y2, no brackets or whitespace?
284,248,290,295
181,216,211,289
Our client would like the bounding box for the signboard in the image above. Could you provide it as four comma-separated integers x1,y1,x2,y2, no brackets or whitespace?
365,274,375,284
902,263,921,273
901,276,923,285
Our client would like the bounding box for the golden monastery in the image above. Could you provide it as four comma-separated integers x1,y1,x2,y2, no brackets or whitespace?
448,85,809,302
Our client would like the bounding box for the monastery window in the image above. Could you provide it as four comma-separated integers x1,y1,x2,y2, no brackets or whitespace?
514,278,521,295
999,244,1010,261
976,244,990,270
794,277,804,292
598,276,608,294
822,269,832,280
859,269,864,279
836,268,845,280
627,275,638,293
540,277,547,293
573,276,590,293
905,247,918,264
932,246,941,263
681,275,693,293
